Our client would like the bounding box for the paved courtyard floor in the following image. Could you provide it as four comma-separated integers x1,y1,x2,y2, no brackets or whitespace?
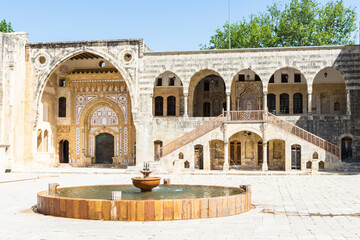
1,170,360,240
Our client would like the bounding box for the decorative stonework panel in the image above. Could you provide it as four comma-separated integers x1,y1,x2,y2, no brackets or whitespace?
57,126,70,133
105,94,128,124
76,127,80,155
76,94,98,124
90,107,118,125
124,127,128,156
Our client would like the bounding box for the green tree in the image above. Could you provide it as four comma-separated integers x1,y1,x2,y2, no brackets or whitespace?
201,0,357,49
0,19,14,33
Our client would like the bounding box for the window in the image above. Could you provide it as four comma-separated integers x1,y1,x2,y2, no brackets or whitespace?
204,80,210,91
58,97,66,117
156,78,162,86
293,93,303,114
255,75,261,81
238,74,245,81
59,78,66,87
294,73,301,83
155,97,163,116
167,96,176,116
203,102,210,117
169,77,175,86
267,94,276,114
269,75,274,83
280,94,289,114
281,74,288,83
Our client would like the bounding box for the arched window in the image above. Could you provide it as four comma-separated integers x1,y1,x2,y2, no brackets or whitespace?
280,94,289,114
58,97,66,117
203,102,210,117
167,96,176,116
179,152,184,159
169,77,175,86
313,152,318,159
204,80,210,91
155,97,163,116
59,140,69,163
156,78,162,86
267,94,276,114
341,137,352,161
293,93,303,114
154,140,163,161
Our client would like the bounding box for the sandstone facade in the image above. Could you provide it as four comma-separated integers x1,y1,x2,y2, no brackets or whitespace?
0,32,359,172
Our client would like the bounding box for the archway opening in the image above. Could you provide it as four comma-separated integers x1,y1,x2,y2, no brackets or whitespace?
313,67,346,115
95,133,114,164
192,74,226,117
228,131,263,170
59,140,69,163
231,69,263,111
268,67,307,115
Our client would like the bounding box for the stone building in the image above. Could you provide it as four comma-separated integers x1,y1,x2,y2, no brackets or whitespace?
0,32,359,172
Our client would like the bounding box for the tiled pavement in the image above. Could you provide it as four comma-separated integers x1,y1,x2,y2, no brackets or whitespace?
1,170,360,240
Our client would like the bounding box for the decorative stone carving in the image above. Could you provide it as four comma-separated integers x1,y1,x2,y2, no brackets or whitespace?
75,127,80,155
105,94,128,124
124,127,128,156
76,94,98,124
90,107,118,126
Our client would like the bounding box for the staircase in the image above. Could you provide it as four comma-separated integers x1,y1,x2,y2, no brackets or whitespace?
159,111,340,159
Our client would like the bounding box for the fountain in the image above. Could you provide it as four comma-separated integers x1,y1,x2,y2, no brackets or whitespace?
36,127,252,221
131,162,161,192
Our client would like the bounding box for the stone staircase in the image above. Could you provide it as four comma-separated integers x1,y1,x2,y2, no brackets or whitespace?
159,110,341,161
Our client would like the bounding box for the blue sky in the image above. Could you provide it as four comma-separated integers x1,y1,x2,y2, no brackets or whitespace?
1,0,359,51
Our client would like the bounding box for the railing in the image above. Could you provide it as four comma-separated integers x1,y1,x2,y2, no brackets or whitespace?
224,110,265,122
159,113,225,158
159,110,340,160
266,112,340,158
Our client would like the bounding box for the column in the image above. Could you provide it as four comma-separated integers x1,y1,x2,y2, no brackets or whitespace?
223,141,229,171
346,89,351,115
307,92,312,114
184,93,188,117
262,141,268,171
226,92,231,111
263,92,268,111
204,143,210,171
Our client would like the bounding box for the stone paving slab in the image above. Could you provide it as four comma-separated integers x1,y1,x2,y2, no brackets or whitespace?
0,172,360,239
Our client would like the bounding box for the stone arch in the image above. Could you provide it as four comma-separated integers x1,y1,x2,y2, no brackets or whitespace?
230,69,263,111
34,49,134,128
268,67,308,114
188,69,226,117
153,71,184,117
312,67,346,115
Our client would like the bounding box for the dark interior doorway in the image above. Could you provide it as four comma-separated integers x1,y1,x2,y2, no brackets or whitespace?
59,140,69,163
291,145,301,169
95,133,114,164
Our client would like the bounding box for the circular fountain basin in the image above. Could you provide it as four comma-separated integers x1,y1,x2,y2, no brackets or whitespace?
37,184,251,221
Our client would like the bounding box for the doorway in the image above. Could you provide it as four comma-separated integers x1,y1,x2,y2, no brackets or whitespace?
95,133,114,164
59,140,69,163
194,145,203,169
291,145,301,169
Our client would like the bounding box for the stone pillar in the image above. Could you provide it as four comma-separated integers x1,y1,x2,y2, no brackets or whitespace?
346,89,351,115
226,92,231,112
263,92,268,111
184,93,188,117
262,142,268,171
223,141,229,171
308,92,312,114
204,143,210,171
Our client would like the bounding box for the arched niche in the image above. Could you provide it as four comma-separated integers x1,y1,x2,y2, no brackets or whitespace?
312,67,346,115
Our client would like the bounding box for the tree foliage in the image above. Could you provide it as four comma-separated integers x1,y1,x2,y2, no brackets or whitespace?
0,19,14,33
201,0,357,49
